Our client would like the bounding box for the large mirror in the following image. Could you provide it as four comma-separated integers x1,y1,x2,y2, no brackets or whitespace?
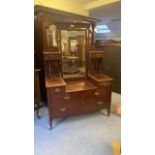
61,30,86,78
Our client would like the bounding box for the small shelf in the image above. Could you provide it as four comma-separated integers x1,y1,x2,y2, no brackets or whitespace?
46,77,66,88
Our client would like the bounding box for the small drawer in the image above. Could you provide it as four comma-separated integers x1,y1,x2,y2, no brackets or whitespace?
89,51,104,59
50,87,65,94
99,81,112,87
94,88,111,100
44,53,62,60
94,89,107,98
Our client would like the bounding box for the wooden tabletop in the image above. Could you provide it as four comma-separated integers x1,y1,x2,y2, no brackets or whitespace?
66,80,97,93
46,77,66,88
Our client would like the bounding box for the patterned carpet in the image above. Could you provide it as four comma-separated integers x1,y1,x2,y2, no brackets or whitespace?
34,93,121,155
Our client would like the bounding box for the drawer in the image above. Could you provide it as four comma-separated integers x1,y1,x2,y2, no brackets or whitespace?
94,100,108,109
50,91,81,104
82,99,108,112
44,53,62,60
94,97,111,105
89,51,104,59
50,86,65,95
99,81,112,87
50,102,80,118
93,88,111,99
81,90,95,104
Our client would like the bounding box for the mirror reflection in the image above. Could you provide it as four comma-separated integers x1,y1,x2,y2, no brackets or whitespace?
61,30,86,78
47,25,57,47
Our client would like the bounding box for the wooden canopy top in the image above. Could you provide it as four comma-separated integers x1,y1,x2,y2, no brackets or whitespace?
34,5,101,24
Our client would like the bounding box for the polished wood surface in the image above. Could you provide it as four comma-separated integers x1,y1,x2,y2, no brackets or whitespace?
46,77,112,129
66,80,97,92
46,77,66,87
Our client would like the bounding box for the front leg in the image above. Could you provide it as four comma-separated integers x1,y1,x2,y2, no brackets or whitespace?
107,107,111,116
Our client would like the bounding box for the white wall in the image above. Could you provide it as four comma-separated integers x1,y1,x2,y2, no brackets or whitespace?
90,1,121,41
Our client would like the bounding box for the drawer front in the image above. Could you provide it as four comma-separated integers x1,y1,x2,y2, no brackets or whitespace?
89,51,104,59
93,100,108,110
99,81,112,87
44,53,61,60
94,88,112,99
50,91,81,104
80,99,108,112
48,88,111,117
50,102,81,118
50,87,65,95
81,90,95,104
47,87,65,105
94,98,111,106
73,89,111,112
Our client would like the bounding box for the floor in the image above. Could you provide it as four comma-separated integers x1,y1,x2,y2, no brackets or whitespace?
34,93,121,155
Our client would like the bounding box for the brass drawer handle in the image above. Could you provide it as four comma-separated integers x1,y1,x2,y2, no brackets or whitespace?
54,88,61,93
64,96,70,101
97,101,103,105
60,107,66,112
94,92,100,96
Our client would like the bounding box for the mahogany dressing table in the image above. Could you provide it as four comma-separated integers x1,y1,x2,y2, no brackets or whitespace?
34,5,113,129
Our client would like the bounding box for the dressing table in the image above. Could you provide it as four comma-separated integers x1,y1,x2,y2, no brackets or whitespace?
34,5,113,129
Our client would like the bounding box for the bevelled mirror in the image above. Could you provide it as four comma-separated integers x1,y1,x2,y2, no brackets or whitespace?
47,25,57,47
61,30,86,78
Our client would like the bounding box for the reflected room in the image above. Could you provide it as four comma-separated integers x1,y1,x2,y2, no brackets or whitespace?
61,30,86,78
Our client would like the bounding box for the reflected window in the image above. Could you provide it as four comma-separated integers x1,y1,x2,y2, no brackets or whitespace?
95,24,111,33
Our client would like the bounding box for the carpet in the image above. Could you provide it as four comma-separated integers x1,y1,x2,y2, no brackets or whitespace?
34,108,120,155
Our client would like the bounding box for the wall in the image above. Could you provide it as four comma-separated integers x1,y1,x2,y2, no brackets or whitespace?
96,44,121,94
34,0,89,16
90,1,121,41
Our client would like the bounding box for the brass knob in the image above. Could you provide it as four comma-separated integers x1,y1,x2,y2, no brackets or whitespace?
54,88,61,93
97,101,103,105
64,96,70,101
94,91,100,96
60,107,66,112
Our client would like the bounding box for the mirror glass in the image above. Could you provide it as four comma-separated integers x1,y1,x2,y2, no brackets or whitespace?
47,25,57,47
61,30,86,78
